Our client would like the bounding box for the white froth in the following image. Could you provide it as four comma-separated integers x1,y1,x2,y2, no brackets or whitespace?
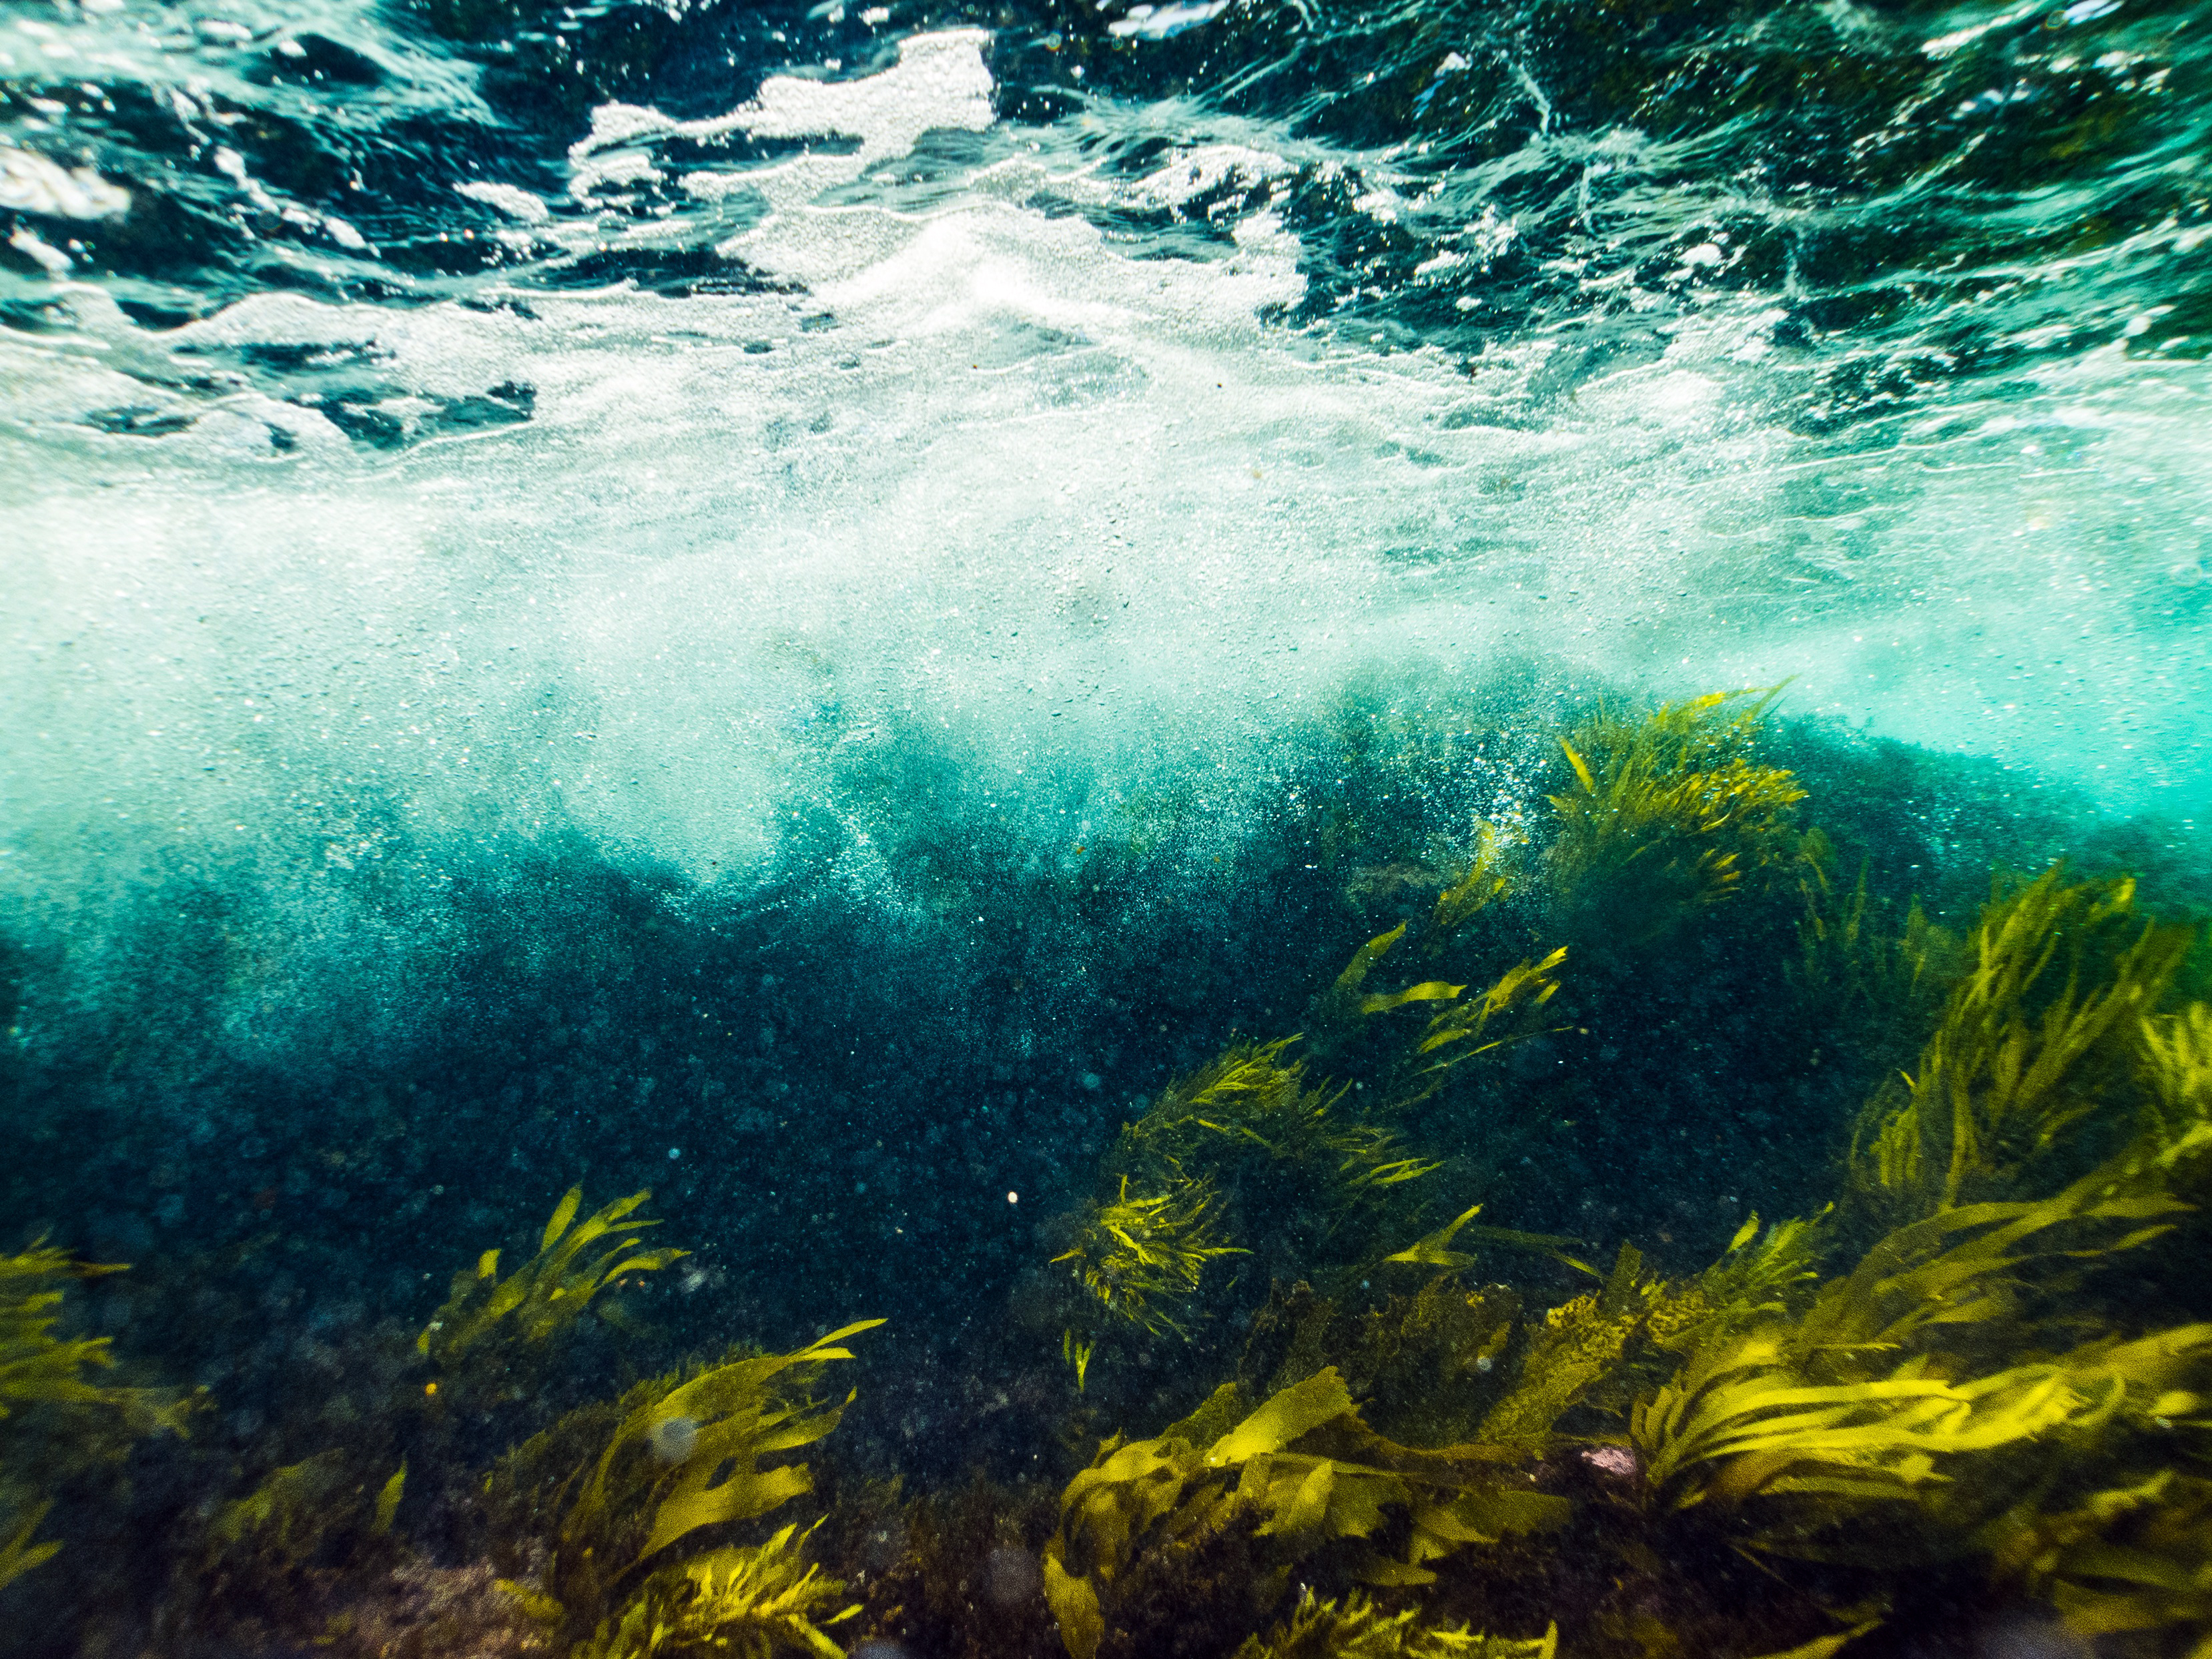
2,28,2208,969
0,141,131,218
454,181,553,224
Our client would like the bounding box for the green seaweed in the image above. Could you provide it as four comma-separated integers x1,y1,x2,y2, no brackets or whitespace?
1476,1243,1662,1451
1793,857,1961,1043
1054,1175,1245,1341
501,1319,883,1648
1543,688,1812,935
41,683,2212,1659
1234,1588,1557,1659
200,1450,364,1584
1849,870,2193,1225
570,1522,859,1659
1040,1369,1568,1659
1055,1038,1451,1363
2139,1000,2212,1190
0,1241,190,1590
1993,1471,2212,1653
420,1186,690,1387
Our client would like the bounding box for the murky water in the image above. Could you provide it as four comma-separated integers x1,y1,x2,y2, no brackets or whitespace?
3,1,2209,1654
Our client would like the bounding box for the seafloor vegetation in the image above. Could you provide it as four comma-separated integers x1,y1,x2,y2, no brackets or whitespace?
5,687,2210,1658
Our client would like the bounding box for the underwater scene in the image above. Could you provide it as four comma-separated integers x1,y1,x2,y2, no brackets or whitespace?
5,0,2212,1654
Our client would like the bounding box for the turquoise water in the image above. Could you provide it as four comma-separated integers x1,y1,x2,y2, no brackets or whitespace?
3,1,2210,1654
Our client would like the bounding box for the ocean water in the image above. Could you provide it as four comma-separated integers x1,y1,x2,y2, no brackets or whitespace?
3,0,2211,1654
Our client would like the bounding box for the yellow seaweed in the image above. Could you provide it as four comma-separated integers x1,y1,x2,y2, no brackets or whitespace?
488,1319,881,1648
1042,1369,1566,1659
420,1187,690,1378
1478,1243,1657,1449
1544,688,1810,930
1233,1588,1557,1659
1850,870,2191,1223
2138,1001,2212,1184
571,1521,859,1659
1423,826,1517,957
1054,1175,1244,1340
0,1240,190,1589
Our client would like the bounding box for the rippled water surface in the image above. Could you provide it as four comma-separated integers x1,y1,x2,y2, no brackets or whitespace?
3,0,2211,1654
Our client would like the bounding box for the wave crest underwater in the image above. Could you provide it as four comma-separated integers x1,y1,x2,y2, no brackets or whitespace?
3,1,2211,1656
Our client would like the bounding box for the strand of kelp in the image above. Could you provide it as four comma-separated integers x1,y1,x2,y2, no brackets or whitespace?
5,689,2210,1658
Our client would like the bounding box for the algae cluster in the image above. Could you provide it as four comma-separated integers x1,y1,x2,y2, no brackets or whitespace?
2,686,2207,1659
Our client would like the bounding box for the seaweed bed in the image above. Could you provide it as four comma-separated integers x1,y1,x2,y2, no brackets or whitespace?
5,683,2211,1659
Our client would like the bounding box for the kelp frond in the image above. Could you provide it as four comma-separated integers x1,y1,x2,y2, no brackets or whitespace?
1849,870,2192,1223
1795,860,1960,1035
1054,1175,1244,1339
542,1320,883,1634
1234,1588,1557,1659
1,1241,191,1589
1425,826,1517,956
1478,1243,1660,1450
1400,950,1567,1104
419,1186,690,1375
573,1521,859,1659
1633,1327,2079,1519
1043,1369,1568,1659
1630,1148,2212,1553
1994,1470,2212,1652
1545,687,1809,926
2139,1001,2212,1179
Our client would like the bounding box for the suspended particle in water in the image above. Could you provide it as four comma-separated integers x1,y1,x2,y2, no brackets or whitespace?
1007,1191,1019,1205
649,1415,699,1464
984,1544,1042,1608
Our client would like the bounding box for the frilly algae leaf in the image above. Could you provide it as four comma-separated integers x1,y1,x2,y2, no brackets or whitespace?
1,1239,192,1589
571,1520,859,1659
1234,1589,1557,1659
515,1319,883,1643
419,1185,690,1381
1204,1369,1356,1465
1054,1174,1244,1340
1543,687,1810,932
1478,1242,1657,1449
1044,1368,1567,1658
1850,868,2191,1223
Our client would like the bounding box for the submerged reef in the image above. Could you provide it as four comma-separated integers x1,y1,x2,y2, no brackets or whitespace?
2,686,2209,1659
